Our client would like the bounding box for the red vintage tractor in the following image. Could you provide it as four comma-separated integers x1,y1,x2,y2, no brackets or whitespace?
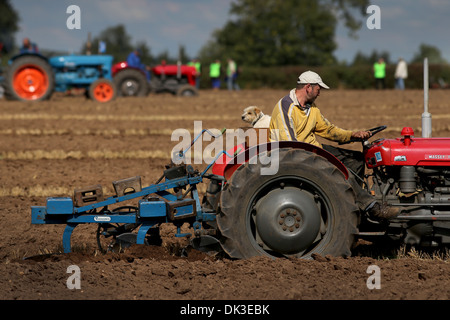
112,61,198,97
201,125,450,258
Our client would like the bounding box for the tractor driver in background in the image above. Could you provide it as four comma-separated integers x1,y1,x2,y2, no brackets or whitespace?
127,49,151,81
269,70,401,221
20,38,39,54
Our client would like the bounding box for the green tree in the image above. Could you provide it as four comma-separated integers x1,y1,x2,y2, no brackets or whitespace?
155,50,174,64
80,24,156,65
0,0,20,54
411,44,447,64
177,45,190,64
135,40,154,66
81,24,133,62
199,0,369,67
352,49,390,66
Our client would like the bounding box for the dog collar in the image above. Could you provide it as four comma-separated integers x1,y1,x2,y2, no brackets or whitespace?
252,112,264,126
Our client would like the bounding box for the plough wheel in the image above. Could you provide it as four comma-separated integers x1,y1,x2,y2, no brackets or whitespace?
95,206,158,253
96,223,140,253
217,148,359,259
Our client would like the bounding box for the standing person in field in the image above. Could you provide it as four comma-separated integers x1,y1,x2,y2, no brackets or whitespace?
226,58,240,91
188,58,202,90
373,58,386,89
394,58,408,90
269,70,401,220
209,60,221,90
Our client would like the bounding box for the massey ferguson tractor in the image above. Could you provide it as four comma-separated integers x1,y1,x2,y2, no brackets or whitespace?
30,120,450,259
111,61,198,97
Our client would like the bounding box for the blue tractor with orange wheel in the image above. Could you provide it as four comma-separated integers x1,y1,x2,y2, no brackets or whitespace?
3,53,116,103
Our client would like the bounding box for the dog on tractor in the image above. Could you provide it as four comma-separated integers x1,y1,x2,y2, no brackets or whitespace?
241,106,271,128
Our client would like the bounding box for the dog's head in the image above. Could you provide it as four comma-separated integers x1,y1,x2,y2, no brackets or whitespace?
241,106,262,125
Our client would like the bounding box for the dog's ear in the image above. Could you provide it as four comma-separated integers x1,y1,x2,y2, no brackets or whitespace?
254,107,261,113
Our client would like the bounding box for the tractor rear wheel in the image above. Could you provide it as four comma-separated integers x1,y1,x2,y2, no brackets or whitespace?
176,84,198,96
113,68,148,97
4,55,54,101
217,148,359,259
88,79,116,102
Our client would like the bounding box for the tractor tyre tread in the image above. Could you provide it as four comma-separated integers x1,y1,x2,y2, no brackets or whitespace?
113,68,148,97
217,147,359,259
3,55,54,101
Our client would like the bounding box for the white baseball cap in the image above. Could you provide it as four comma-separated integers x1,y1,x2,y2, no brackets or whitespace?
297,71,330,89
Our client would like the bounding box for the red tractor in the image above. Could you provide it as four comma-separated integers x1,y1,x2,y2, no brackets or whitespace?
360,126,450,248
112,61,198,97
203,125,450,258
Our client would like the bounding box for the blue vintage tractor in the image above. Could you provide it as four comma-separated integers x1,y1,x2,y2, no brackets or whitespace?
3,53,116,102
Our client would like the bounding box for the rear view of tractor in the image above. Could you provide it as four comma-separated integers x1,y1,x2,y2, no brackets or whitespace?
112,61,198,97
3,53,117,103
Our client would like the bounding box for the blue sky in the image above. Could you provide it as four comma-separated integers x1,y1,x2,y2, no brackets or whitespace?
10,0,450,64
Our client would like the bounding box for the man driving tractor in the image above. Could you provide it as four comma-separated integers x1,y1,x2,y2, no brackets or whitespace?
269,71,401,220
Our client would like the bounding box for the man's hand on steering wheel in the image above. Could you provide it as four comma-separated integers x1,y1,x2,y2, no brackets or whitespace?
340,126,387,145
351,130,372,140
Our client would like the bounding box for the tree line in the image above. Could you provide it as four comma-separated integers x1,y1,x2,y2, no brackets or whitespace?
1,0,447,84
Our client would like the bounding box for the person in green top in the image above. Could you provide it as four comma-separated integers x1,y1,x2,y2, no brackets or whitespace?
188,58,201,89
209,60,221,90
373,58,386,89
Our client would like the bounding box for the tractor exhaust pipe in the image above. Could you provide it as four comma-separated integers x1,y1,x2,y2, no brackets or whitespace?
422,57,432,138
177,60,181,79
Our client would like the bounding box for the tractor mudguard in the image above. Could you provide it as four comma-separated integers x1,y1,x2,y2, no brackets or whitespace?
212,141,349,181
9,52,48,64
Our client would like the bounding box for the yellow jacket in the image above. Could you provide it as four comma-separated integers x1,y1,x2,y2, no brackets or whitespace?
269,89,352,147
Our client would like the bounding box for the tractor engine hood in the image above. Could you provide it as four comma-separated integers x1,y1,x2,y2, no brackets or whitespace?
365,127,450,168
49,55,114,68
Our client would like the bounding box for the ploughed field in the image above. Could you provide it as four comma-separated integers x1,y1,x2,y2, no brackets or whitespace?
1,89,450,301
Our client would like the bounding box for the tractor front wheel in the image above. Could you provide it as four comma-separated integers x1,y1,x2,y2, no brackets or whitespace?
88,79,116,103
176,84,198,97
217,148,359,259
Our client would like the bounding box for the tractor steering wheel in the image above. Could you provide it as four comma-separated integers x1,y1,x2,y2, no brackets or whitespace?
367,125,387,138
361,125,387,148
339,125,387,145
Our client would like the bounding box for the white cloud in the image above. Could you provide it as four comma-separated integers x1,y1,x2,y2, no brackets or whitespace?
95,0,153,22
